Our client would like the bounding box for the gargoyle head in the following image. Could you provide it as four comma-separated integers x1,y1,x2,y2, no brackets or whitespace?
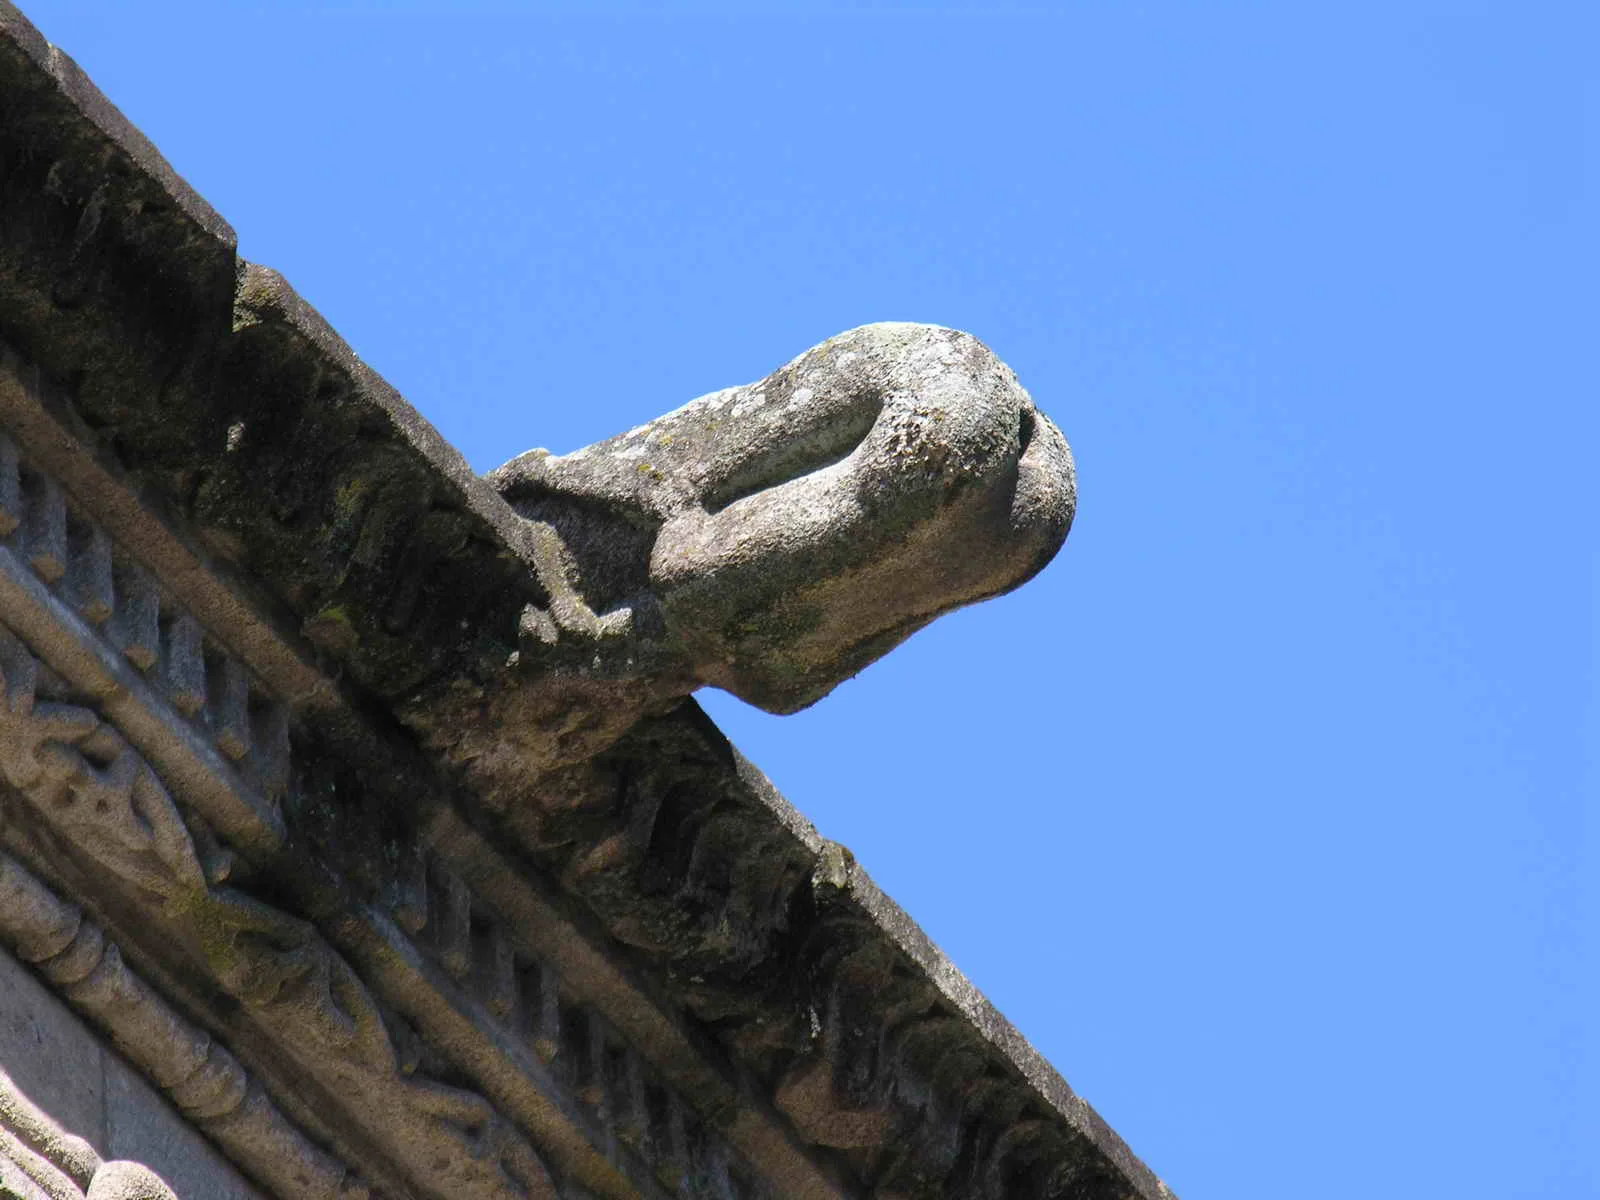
491,323,1075,714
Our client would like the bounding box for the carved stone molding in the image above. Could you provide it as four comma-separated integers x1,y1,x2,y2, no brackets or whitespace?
0,618,561,1199
0,422,285,863
0,416,569,1196
0,852,353,1199
0,422,293,809
0,1062,181,1200
0,355,801,1198
496,717,1172,1199
0,344,843,1199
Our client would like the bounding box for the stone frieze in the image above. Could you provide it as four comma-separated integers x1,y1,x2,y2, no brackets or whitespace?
0,350,783,1197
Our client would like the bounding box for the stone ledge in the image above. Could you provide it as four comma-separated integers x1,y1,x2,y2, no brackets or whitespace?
519,702,1174,1198
0,3,231,247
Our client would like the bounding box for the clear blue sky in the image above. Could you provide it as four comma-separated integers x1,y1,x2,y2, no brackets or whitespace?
24,3,1593,1196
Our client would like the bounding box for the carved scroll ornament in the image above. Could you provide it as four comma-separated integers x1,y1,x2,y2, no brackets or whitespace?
0,628,555,1200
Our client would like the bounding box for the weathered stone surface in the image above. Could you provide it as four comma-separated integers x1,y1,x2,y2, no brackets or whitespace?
0,945,103,1153
0,943,258,1199
491,705,1175,1200
491,322,1075,715
103,1062,259,1200
0,5,1174,1197
84,1162,179,1200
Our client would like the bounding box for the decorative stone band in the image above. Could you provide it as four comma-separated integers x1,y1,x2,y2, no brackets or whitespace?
0,350,799,1196
0,419,287,860
379,838,806,1200
0,622,561,1199
500,718,1176,1200
0,852,351,1199
380,841,782,1199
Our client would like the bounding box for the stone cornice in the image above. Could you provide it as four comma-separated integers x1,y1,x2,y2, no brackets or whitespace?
0,347,796,1196
0,5,1173,1197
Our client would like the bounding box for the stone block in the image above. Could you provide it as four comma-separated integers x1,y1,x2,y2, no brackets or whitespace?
0,944,261,1198
104,1055,261,1200
0,944,104,1151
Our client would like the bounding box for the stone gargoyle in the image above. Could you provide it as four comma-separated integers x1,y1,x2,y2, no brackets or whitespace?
487,323,1075,742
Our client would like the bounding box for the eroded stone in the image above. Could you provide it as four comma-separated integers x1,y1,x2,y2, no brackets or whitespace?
491,322,1075,715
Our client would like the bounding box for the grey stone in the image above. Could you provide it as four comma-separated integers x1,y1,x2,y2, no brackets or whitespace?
0,1068,99,1191
0,945,104,1155
85,1162,179,1200
0,912,281,1200
0,2,233,248
491,322,1076,714
0,5,1180,1193
103,1049,260,1200
0,949,221,1199
0,944,259,1199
